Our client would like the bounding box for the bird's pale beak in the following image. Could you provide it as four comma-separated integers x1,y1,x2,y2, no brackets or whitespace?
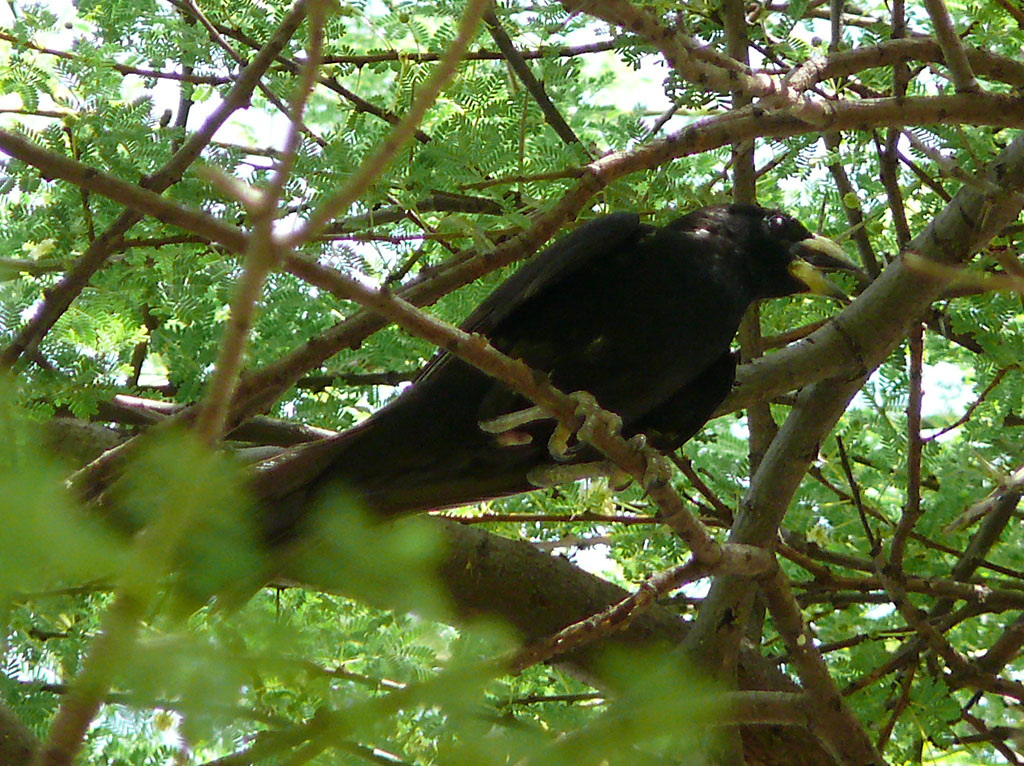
788,235,857,301
794,234,859,271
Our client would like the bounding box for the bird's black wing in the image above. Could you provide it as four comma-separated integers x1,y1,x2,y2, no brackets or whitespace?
469,221,752,428
632,351,738,451
416,213,644,383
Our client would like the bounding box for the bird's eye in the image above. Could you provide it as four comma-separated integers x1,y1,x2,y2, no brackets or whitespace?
766,214,790,236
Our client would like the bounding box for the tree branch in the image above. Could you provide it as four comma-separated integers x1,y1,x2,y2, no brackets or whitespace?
922,0,981,93
483,6,589,153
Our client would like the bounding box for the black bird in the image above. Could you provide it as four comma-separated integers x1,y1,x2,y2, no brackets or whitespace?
259,204,853,534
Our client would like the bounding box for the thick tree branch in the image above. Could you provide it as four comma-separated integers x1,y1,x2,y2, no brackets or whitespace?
0,701,38,766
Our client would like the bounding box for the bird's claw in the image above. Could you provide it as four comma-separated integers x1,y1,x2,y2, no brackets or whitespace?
619,433,669,490
546,421,574,461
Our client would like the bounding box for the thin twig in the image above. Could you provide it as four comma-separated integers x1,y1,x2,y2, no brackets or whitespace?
959,711,1023,764
924,365,1018,442
483,6,589,153
670,453,734,522
877,569,1024,703
904,130,1002,195
836,436,878,554
898,149,954,201
196,0,328,443
0,29,228,84
890,322,925,570
977,612,1024,675
322,39,619,66
876,665,916,751
435,511,660,525
826,137,882,276
507,549,770,673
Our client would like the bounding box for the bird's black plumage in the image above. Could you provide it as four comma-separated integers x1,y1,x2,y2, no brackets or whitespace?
260,204,851,533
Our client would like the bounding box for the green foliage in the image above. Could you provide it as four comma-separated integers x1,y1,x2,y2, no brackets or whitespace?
0,382,125,597
285,491,447,619
2,0,1024,762
111,429,263,605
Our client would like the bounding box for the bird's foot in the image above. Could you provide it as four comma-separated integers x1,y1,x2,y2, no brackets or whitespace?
528,460,610,488
545,391,620,461
478,405,548,434
642,452,674,492
480,392,622,462
619,432,672,491
573,391,622,444
526,459,633,490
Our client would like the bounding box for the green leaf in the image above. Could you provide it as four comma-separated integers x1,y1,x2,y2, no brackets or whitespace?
0,382,125,597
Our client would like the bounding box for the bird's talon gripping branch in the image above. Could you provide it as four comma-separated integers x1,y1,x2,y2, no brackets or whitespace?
545,391,621,462
570,391,599,419
642,453,675,491
570,390,599,413
573,391,622,441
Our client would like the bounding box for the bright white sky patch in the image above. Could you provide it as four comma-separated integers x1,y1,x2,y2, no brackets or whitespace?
920,360,973,418
851,359,974,440
572,542,618,578
863,602,896,620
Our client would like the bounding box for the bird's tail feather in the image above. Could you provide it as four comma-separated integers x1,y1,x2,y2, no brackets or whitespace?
255,406,544,543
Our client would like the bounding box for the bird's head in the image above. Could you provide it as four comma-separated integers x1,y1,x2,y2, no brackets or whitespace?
728,204,858,301
666,204,858,300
